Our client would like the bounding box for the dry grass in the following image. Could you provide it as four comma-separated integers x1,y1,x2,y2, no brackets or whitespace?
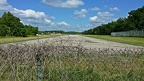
0,41,144,81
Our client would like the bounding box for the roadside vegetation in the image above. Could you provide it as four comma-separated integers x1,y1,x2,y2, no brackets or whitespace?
84,35,144,46
0,42,144,81
0,35,52,44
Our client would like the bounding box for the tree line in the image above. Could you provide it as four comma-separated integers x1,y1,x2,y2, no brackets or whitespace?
82,6,144,35
0,12,38,37
39,30,80,35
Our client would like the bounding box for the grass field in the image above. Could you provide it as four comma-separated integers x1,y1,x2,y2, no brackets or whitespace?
0,35,52,44
84,35,144,46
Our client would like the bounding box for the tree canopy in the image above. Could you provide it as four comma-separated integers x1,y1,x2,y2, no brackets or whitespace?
0,12,38,37
82,6,144,35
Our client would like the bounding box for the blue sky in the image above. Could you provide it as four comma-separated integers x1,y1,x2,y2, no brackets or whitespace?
0,0,144,32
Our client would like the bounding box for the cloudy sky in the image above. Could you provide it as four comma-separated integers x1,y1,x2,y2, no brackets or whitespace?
0,0,144,32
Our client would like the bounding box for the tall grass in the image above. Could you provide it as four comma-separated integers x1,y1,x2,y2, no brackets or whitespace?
0,41,144,81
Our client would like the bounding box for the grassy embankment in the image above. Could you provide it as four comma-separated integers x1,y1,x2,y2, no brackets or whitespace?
84,35,144,46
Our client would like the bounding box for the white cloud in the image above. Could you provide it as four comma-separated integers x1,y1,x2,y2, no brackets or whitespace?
62,0,84,8
98,12,114,17
45,21,70,31
76,24,87,32
49,16,56,20
90,7,100,11
0,0,48,20
44,18,51,23
0,0,71,31
73,9,87,19
89,16,105,23
42,0,84,8
110,7,120,11
0,0,7,5
88,12,115,28
57,21,70,26
0,0,13,11
97,12,114,20
12,8,46,19
0,5,12,11
89,16,97,22
10,8,55,26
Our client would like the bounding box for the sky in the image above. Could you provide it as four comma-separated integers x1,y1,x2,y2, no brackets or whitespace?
0,0,144,32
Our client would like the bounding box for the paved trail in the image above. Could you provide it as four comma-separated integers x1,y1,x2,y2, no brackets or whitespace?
16,35,143,49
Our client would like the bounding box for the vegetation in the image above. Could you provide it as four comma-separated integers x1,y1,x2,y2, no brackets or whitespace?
84,35,144,46
39,30,80,35
39,30,65,34
0,35,51,44
0,43,144,81
0,12,38,37
82,6,144,35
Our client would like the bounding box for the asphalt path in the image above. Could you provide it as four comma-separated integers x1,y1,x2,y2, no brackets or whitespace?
13,35,143,49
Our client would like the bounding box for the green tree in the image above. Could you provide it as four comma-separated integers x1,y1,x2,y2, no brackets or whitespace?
0,12,39,37
128,6,144,30
82,6,144,35
0,12,24,36
0,25,7,36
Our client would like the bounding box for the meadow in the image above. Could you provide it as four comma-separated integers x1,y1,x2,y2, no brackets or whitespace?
84,35,144,46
